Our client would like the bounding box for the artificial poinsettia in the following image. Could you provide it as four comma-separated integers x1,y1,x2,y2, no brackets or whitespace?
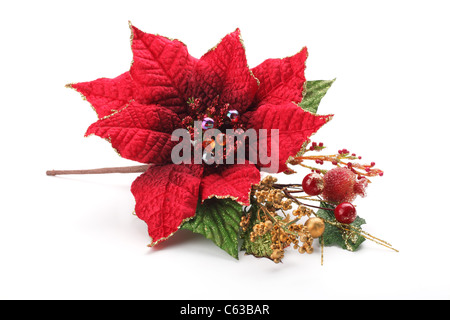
68,23,332,249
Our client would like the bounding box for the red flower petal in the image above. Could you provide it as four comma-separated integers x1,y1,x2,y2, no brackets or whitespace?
188,29,258,114
200,163,261,206
131,164,204,246
85,102,181,164
247,102,333,173
130,24,197,115
252,47,308,105
68,72,135,119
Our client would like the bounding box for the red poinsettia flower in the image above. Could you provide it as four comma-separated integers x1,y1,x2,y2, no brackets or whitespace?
68,24,332,246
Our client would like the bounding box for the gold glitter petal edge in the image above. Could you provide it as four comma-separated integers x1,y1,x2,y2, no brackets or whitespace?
147,215,197,247
285,102,333,168
254,46,309,103
238,30,260,87
273,46,309,104
128,21,189,71
65,82,100,119
128,21,135,69
204,194,240,204
300,46,309,102
85,133,123,159
202,177,261,207
202,28,260,88
98,100,133,121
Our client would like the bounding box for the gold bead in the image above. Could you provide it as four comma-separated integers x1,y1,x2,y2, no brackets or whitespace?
271,249,283,260
305,217,326,238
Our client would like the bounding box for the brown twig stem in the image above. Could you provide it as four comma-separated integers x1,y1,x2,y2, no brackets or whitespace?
283,189,334,211
272,183,302,189
46,165,150,176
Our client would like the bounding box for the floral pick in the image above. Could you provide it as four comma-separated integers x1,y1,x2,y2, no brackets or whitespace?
48,23,395,262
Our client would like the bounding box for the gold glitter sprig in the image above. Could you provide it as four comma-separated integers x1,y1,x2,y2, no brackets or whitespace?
244,174,398,264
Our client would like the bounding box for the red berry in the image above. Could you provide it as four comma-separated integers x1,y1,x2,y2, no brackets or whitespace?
334,202,357,224
302,173,324,196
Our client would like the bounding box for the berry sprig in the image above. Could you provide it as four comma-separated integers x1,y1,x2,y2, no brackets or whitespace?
241,143,397,264
288,141,384,180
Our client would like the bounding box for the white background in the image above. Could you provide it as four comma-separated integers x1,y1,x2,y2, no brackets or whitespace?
1,0,449,300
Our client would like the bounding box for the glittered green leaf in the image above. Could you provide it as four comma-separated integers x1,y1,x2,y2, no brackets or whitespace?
317,202,366,252
240,205,273,260
181,198,243,259
299,79,335,114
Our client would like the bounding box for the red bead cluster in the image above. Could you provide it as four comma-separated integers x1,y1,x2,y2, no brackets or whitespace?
183,96,243,139
181,97,248,166
309,141,325,151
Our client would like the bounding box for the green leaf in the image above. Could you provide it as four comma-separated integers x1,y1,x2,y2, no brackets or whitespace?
180,198,243,259
240,205,273,259
299,79,335,114
317,202,366,252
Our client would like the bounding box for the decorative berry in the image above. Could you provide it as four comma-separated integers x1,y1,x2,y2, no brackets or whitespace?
301,173,324,196
322,167,368,203
334,202,357,224
227,109,239,123
201,117,214,130
305,217,325,238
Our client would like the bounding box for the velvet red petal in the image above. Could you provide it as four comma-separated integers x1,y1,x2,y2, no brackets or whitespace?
248,102,333,173
200,163,261,206
130,25,197,115
131,164,204,246
251,47,308,105
69,72,135,119
85,102,181,164
187,29,258,114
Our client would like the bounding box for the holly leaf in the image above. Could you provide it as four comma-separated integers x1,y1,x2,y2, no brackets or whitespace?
317,202,366,252
180,198,243,259
299,79,335,114
240,205,273,260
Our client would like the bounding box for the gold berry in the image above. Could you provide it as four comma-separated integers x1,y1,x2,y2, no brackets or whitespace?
305,217,326,238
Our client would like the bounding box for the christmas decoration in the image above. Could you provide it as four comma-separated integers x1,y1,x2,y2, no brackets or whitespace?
47,23,397,263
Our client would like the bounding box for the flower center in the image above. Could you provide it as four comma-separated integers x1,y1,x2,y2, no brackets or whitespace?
182,96,242,138
181,96,244,167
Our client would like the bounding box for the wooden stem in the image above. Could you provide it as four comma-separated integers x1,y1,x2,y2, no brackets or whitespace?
46,165,150,176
